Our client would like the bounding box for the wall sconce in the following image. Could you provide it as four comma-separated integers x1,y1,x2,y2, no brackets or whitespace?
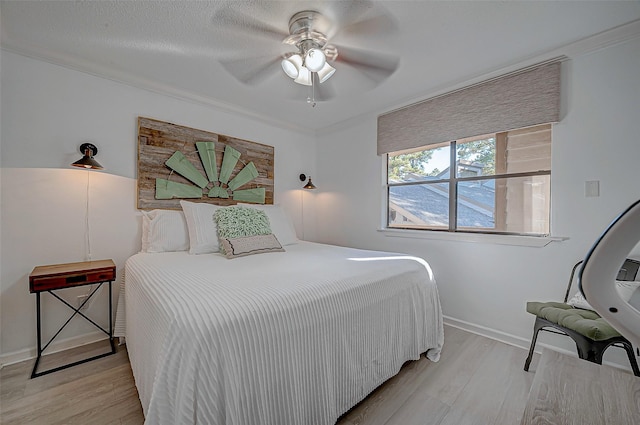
299,173,316,189
70,142,104,261
71,143,104,170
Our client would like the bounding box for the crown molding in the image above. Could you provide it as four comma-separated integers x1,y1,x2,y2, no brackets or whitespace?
0,43,314,136
322,18,640,135
560,18,640,58
3,18,639,137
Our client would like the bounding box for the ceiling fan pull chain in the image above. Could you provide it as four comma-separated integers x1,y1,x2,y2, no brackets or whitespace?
307,74,317,107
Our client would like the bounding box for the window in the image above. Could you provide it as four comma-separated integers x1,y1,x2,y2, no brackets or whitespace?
387,124,551,236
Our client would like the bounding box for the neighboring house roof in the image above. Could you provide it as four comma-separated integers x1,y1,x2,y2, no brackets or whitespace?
389,166,495,228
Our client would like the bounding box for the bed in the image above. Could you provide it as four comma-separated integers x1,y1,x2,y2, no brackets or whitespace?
116,205,443,425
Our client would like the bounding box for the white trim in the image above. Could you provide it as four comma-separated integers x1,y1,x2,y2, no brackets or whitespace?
380,133,565,248
372,20,640,132
322,19,640,136
0,331,108,368
3,17,639,137
0,45,314,136
561,18,640,58
444,315,533,351
379,227,567,247
443,315,634,373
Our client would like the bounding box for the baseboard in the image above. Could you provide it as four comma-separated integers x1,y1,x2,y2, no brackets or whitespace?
0,331,108,368
443,315,536,351
443,315,634,373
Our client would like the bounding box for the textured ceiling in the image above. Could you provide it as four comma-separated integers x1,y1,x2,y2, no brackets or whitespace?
2,1,640,133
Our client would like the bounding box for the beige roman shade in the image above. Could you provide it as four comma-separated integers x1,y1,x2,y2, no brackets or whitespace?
377,60,562,155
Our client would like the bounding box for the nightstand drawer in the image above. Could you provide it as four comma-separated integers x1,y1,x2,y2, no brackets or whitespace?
30,269,114,292
29,260,116,293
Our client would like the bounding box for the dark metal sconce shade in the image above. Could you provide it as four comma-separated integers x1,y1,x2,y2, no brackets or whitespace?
72,143,103,170
303,178,316,190
299,173,316,190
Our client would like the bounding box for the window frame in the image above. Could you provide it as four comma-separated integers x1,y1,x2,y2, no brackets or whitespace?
385,135,552,237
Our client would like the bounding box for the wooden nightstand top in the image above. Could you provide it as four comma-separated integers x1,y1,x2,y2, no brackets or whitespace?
29,259,116,293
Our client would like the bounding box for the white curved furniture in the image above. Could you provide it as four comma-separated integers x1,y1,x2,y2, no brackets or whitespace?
579,199,640,348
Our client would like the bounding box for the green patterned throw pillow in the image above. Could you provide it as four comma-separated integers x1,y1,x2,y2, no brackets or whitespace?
213,206,272,254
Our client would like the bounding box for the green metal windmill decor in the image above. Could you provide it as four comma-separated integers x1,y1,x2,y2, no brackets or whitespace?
155,141,266,204
137,117,274,210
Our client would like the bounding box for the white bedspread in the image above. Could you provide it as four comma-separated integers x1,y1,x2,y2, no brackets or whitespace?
119,242,443,425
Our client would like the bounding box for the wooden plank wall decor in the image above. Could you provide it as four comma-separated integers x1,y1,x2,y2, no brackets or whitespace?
137,117,274,210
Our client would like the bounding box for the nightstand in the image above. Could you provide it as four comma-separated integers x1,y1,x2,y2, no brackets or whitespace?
29,259,116,378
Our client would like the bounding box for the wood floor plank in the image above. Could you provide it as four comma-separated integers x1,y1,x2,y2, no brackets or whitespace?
2,374,116,424
601,362,640,424
35,338,114,372
23,344,127,396
382,383,450,425
337,325,482,425
0,360,29,404
418,327,496,406
492,345,537,425
521,349,640,425
119,409,146,425
337,356,434,425
50,383,142,425
438,341,533,425
521,349,605,425
0,344,142,425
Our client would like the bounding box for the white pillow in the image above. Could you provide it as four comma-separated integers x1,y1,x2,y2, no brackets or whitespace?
141,209,189,253
237,203,298,245
568,280,640,310
180,200,221,254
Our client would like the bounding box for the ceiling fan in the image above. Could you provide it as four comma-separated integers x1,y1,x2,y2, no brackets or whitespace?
216,5,399,106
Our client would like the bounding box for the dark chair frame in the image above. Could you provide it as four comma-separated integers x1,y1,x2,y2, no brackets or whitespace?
524,260,640,376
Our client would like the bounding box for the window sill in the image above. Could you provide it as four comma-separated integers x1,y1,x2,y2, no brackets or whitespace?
378,228,568,247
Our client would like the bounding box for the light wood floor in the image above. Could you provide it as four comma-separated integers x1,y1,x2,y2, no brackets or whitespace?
0,325,539,425
521,349,640,425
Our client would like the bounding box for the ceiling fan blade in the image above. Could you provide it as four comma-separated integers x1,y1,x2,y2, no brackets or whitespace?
213,7,288,43
315,75,337,102
333,0,375,28
335,45,399,84
219,56,281,86
282,76,335,103
337,13,398,39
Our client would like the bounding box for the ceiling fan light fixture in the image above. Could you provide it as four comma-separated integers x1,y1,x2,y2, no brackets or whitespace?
294,66,312,86
281,53,303,79
317,62,336,83
304,48,326,72
323,44,338,62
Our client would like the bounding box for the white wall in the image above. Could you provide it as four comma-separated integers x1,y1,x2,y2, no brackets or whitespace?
2,37,639,369
314,38,640,367
0,51,316,362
